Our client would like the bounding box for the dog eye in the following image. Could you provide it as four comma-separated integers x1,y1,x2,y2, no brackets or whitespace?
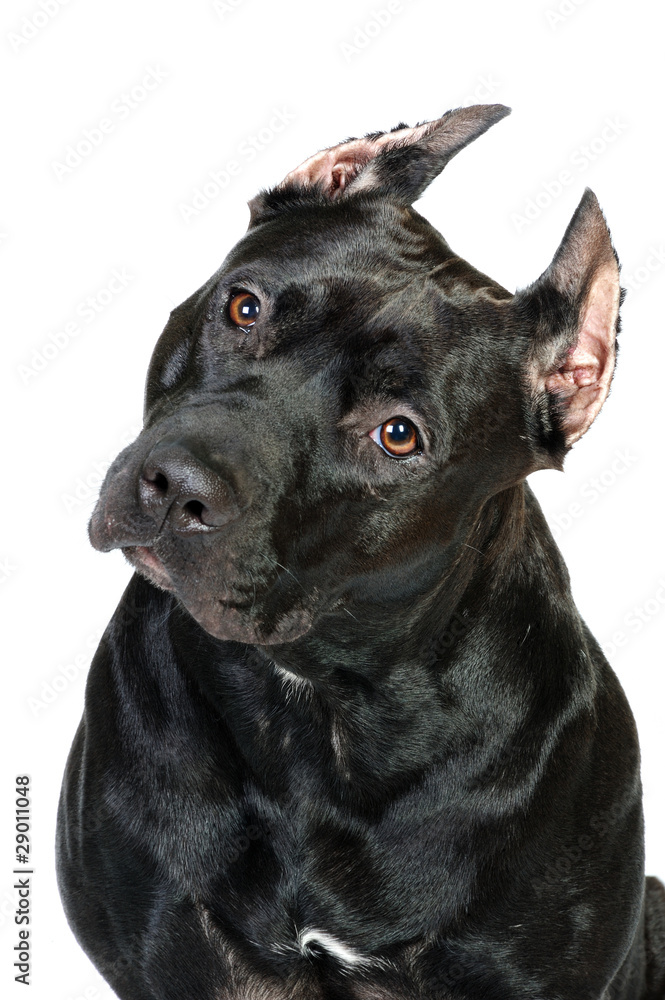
370,417,420,458
227,290,260,328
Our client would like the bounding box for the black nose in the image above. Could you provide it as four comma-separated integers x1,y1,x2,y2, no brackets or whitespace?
139,439,239,531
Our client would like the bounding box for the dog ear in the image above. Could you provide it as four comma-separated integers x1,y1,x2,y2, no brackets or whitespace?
517,189,621,466
249,105,510,216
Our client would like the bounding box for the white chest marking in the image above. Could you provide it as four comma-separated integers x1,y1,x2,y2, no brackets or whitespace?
297,927,377,967
273,664,313,701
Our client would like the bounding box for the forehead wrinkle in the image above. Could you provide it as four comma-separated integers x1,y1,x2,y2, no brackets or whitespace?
358,267,450,331
425,255,513,300
227,203,442,286
315,257,455,325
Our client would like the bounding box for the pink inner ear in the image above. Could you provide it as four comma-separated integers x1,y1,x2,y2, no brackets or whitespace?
545,267,619,445
279,122,435,198
280,141,374,197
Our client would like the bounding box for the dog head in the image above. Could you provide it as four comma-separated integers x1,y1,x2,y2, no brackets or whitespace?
89,105,620,648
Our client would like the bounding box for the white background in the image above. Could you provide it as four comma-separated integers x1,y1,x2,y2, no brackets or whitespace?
1,0,663,997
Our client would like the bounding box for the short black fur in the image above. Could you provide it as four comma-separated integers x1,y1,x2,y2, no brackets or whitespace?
57,106,665,999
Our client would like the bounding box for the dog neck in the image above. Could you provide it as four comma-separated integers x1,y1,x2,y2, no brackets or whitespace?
159,481,589,800
263,481,572,677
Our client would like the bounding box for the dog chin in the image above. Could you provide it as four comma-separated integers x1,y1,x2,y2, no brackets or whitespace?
179,594,316,645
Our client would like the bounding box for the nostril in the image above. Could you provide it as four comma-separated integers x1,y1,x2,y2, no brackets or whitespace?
183,499,205,521
143,470,169,495
139,441,240,530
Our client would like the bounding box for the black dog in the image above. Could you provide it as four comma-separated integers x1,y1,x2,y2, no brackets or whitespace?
57,104,665,999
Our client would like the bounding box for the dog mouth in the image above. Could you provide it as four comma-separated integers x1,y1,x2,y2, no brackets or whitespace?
120,543,317,643
122,545,176,591
122,545,259,612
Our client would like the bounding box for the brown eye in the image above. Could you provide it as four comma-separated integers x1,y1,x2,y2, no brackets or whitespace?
227,290,260,328
370,417,420,457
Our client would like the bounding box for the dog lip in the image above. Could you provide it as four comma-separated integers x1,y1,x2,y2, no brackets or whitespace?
122,545,174,589
122,548,256,612
132,545,164,570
